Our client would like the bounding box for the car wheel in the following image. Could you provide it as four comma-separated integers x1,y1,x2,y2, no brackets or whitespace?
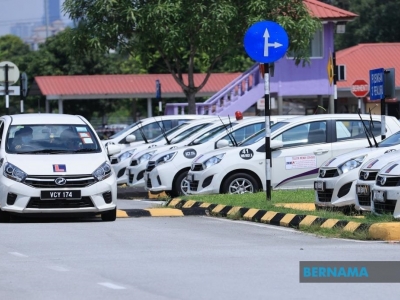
101,208,116,222
0,210,10,223
171,171,190,198
222,173,259,194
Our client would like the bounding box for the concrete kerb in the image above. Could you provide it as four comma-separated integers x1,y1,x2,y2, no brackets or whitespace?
165,198,400,241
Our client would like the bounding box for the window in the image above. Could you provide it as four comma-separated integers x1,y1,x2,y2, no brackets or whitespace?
217,122,265,146
287,28,323,58
336,120,381,141
128,121,173,142
273,121,327,147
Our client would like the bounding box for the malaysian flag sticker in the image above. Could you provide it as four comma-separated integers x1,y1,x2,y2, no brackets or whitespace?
53,164,66,172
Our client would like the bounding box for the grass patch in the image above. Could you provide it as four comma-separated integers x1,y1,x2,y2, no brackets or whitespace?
179,190,399,224
299,224,373,240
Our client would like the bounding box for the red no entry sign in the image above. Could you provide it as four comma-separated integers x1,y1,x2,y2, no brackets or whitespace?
351,79,369,98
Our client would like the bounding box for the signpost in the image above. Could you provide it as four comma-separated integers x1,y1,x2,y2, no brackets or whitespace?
351,79,369,111
244,21,289,200
369,68,385,139
156,79,162,113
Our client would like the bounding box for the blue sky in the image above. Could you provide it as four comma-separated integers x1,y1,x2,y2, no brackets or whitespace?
0,0,70,36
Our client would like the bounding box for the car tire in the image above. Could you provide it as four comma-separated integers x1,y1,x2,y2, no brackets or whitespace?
222,173,259,194
101,208,117,222
0,210,10,223
170,171,190,198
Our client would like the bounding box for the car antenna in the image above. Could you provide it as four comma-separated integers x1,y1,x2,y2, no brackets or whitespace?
227,115,238,146
137,123,149,144
218,116,237,147
357,109,373,148
367,107,379,147
154,117,171,144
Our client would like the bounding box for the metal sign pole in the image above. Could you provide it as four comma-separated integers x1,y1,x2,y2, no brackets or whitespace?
5,64,9,115
264,63,271,200
381,96,386,140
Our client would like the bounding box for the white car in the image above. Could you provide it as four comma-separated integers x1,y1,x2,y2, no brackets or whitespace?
187,114,400,195
109,118,220,184
144,117,266,196
102,115,213,149
0,113,121,222
355,149,400,211
371,160,400,219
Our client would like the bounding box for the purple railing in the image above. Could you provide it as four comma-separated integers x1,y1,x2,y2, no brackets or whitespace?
165,63,262,115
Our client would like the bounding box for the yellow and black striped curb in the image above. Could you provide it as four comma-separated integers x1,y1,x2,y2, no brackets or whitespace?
166,199,400,241
116,207,207,218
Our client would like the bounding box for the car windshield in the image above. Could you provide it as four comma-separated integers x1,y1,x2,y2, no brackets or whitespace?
188,125,228,145
169,123,212,144
238,122,286,146
108,121,140,139
6,124,102,154
378,131,400,147
149,123,189,143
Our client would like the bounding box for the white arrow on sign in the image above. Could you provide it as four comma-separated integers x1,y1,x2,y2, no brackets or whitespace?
263,29,283,57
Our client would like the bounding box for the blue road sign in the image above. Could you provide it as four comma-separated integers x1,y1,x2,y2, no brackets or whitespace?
244,21,289,63
369,68,384,100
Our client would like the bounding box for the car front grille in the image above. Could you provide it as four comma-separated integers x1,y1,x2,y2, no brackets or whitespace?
111,158,118,164
146,162,156,172
317,189,333,202
24,175,96,188
319,169,338,178
376,176,400,187
374,200,396,215
358,194,371,206
147,178,152,188
130,160,138,166
189,180,199,192
26,197,94,209
191,164,203,171
359,171,378,181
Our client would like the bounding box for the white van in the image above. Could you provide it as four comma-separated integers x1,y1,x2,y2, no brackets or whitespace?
0,114,121,222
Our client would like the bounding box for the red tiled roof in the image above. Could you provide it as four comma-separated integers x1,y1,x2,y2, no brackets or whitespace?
304,0,357,20
34,73,242,98
337,43,400,88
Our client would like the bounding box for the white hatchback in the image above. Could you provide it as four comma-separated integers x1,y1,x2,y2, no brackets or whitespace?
0,114,121,222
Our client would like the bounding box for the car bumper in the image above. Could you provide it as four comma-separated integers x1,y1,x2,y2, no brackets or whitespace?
111,159,130,185
314,169,359,208
144,164,174,192
0,175,117,214
186,168,221,195
371,185,400,219
126,164,146,188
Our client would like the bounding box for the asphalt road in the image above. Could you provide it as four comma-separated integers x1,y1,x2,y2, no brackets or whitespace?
0,200,399,300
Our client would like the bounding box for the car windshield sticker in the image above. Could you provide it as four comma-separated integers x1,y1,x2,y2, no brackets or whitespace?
324,158,336,166
240,148,253,160
76,127,87,132
367,159,379,168
385,163,398,174
79,132,94,144
53,164,66,172
285,155,317,170
184,149,197,159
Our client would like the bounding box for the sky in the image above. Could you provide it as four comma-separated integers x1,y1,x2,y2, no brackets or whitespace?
0,0,70,36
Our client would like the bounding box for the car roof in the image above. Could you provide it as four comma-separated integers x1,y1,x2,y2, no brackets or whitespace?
280,114,393,124
7,113,87,125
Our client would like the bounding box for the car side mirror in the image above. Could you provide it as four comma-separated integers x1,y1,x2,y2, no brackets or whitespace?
216,140,230,149
271,140,283,149
107,144,121,156
126,135,136,143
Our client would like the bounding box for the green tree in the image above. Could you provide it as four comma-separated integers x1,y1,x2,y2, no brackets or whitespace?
63,0,320,114
0,35,30,68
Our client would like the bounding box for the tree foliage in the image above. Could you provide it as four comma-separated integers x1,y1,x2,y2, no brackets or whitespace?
63,0,320,113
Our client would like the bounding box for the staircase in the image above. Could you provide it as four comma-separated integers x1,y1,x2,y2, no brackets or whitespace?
164,64,265,116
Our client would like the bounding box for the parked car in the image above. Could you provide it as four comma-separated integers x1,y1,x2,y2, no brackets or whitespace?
144,117,266,196
371,159,400,219
314,124,400,211
0,113,121,222
186,114,400,195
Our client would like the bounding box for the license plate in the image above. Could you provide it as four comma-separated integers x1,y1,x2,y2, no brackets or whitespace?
356,184,369,195
314,181,325,191
186,174,194,182
373,190,385,202
41,190,81,200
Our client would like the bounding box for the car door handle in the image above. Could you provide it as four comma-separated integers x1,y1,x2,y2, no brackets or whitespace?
314,149,329,155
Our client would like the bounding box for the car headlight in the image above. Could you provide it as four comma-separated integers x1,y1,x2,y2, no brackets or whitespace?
156,152,177,166
138,151,157,164
338,156,366,174
92,162,112,181
118,149,136,162
3,162,27,182
203,154,225,169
